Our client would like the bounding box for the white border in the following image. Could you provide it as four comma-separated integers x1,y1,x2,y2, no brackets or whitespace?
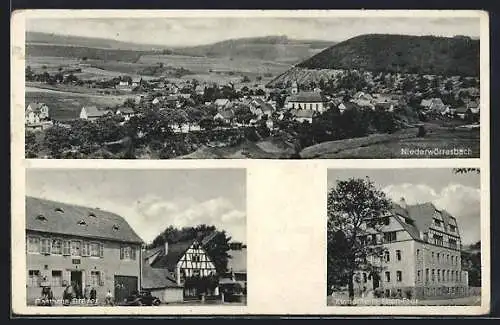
11,9,490,316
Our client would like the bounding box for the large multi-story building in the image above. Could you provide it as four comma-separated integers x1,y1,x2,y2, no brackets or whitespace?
354,198,469,299
25,197,144,305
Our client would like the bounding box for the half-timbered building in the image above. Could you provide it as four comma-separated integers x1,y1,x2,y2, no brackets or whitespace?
144,237,217,298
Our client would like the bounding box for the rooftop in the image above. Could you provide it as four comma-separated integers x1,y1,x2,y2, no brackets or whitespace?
26,196,143,244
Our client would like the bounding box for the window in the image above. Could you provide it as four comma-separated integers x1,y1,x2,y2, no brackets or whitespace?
434,219,442,227
417,270,422,282
40,238,50,254
51,270,62,286
416,249,420,258
449,239,457,249
384,231,397,243
437,253,440,263
432,252,435,262
447,270,450,282
82,242,90,256
120,246,136,260
449,225,456,232
51,239,62,255
90,271,102,287
28,236,40,253
384,251,390,263
90,243,101,257
363,273,367,283
385,271,391,282
70,241,81,256
396,250,402,261
28,270,40,287
397,271,402,282
425,269,429,282
437,269,441,282
431,269,435,282
433,234,444,246
63,241,70,255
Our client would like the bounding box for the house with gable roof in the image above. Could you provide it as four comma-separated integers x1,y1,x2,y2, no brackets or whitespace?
143,234,218,299
25,196,143,305
79,106,113,121
351,198,469,300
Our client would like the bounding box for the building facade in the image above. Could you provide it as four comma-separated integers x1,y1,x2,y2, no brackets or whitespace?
26,197,143,305
145,238,217,298
353,199,469,299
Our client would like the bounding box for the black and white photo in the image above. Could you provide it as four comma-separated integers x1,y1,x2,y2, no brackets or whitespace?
326,168,482,306
25,168,247,307
23,12,481,159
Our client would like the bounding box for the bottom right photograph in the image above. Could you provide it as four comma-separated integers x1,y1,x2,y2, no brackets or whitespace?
326,168,482,307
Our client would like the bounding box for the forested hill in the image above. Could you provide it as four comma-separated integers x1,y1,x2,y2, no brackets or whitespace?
296,34,480,76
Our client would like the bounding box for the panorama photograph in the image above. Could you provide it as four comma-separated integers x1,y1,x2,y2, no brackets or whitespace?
23,13,480,159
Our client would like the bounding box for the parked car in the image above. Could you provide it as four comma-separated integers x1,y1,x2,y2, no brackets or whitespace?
220,282,244,302
124,291,161,306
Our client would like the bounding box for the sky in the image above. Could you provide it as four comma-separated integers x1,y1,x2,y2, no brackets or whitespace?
26,169,247,244
26,17,480,47
327,168,481,245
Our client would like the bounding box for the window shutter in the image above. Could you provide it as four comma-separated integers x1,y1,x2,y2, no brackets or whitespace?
99,271,105,286
63,270,71,286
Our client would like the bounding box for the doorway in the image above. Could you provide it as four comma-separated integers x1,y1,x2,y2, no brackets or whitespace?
71,271,83,298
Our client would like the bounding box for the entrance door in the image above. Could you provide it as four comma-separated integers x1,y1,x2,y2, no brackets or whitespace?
71,271,83,298
114,275,138,304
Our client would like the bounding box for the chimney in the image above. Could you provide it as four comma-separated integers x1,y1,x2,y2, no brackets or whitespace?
399,197,407,209
164,241,169,255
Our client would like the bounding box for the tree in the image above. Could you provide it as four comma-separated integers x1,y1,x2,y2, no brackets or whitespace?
453,168,480,174
43,125,72,158
25,130,39,158
327,177,392,300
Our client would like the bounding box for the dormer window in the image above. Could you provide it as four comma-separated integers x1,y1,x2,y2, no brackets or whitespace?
78,220,87,226
55,208,64,213
36,214,47,222
89,213,96,218
449,225,456,232
112,224,119,231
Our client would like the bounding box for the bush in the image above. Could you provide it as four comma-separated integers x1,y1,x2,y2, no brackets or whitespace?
417,125,426,137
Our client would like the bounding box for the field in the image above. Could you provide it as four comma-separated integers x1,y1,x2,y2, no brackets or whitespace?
299,123,480,159
138,54,291,76
26,87,134,121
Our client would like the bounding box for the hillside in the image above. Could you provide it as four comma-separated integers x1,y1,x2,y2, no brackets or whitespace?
26,31,170,51
296,34,480,76
172,36,335,64
25,43,153,63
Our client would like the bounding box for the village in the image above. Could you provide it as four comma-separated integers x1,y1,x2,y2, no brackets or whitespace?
26,196,247,307
25,62,480,159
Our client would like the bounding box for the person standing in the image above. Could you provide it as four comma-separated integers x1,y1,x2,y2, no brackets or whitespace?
90,287,97,305
84,284,91,300
105,289,114,306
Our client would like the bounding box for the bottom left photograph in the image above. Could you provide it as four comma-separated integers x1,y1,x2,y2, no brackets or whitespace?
23,168,247,307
